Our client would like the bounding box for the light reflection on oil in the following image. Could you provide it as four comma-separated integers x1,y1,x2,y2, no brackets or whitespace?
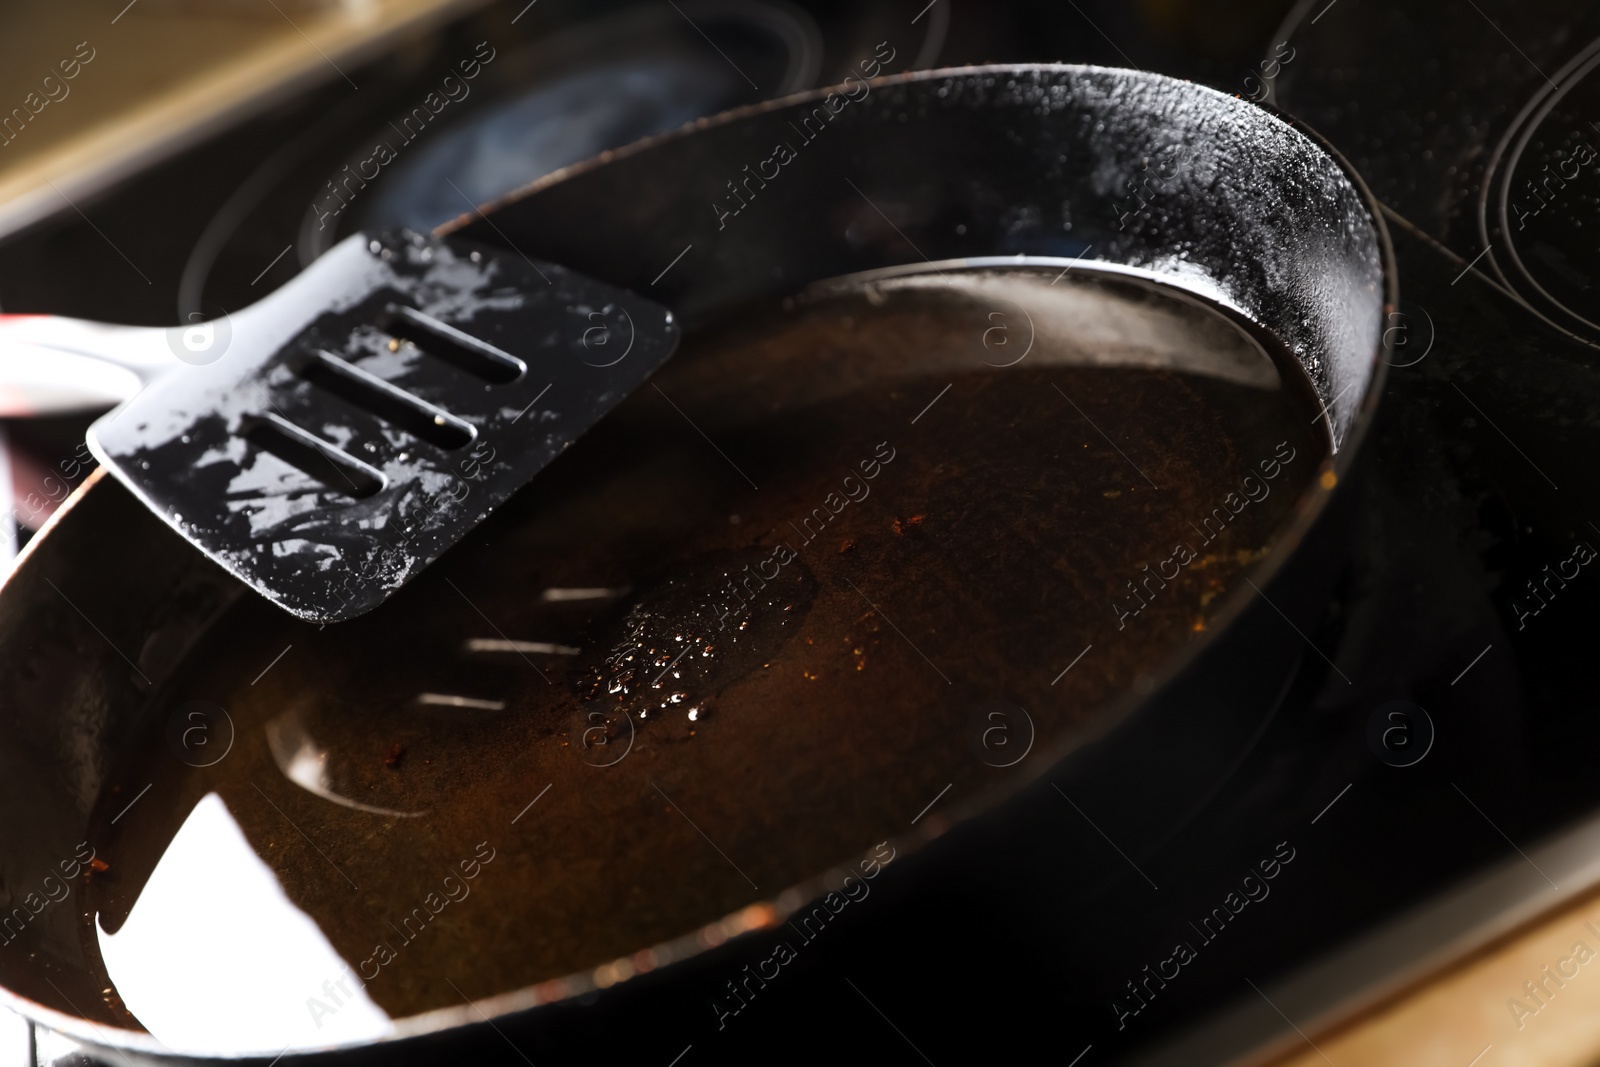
95,792,392,1054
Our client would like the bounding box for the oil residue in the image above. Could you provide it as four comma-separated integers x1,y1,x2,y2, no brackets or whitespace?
72,266,1330,1052
575,549,817,735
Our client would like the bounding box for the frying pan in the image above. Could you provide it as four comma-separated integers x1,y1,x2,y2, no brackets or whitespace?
0,64,1392,1064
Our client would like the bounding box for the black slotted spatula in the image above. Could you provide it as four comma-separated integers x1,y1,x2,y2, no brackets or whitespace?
83,230,678,623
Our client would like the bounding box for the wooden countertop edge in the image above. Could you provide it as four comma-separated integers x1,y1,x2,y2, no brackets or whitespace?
1128,805,1600,1067
1239,876,1600,1066
0,0,490,239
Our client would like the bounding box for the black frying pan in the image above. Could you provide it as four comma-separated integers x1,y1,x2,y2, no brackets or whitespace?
0,64,1392,1064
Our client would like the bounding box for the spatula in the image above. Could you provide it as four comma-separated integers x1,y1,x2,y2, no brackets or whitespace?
48,230,678,623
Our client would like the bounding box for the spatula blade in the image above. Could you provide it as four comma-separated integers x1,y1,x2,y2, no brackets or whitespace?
88,230,679,623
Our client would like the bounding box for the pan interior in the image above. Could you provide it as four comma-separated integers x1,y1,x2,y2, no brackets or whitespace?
56,263,1330,1055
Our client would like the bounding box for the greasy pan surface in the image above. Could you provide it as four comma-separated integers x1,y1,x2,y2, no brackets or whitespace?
0,65,1390,1062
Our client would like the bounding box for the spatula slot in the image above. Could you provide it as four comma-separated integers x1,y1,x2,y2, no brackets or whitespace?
243,413,386,499
303,350,476,450
381,305,525,384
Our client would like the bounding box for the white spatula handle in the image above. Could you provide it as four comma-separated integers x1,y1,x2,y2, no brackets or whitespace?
0,313,182,417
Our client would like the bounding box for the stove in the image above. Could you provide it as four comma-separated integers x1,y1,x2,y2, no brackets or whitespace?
2,1,1597,1063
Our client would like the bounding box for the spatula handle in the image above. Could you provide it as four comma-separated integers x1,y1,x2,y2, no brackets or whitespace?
0,313,178,417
